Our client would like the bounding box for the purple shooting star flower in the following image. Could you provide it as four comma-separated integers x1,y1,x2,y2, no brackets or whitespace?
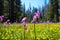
6,19,10,24
31,15,37,23
0,15,4,22
21,17,30,31
21,17,27,23
21,17,27,29
4,19,10,27
33,15,37,20
31,11,41,40
21,17,30,39
35,11,40,18
1,16,4,18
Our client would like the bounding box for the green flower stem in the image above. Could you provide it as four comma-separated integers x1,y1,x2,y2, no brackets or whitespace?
34,23,36,40
24,26,25,40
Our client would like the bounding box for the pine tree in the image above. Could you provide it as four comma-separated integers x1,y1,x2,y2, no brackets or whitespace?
50,0,59,22
8,0,22,23
3,0,10,21
15,0,22,22
0,0,3,15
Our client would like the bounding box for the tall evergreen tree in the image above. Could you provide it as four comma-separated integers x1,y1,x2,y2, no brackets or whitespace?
41,6,45,21
2,0,10,22
15,0,22,22
50,0,59,22
8,0,22,23
22,3,26,17
46,3,51,21
0,0,3,15
8,0,15,22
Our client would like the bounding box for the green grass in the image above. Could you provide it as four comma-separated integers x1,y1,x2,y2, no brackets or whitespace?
0,23,60,40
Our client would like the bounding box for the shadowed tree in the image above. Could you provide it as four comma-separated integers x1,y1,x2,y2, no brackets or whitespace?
8,0,22,23
0,0,3,15
2,0,10,22
50,0,59,22
22,3,26,17
8,0,15,23
15,0,22,22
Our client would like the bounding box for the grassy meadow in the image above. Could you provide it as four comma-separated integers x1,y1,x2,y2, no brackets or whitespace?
0,23,60,40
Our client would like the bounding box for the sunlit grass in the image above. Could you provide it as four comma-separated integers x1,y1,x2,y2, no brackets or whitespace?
0,23,60,40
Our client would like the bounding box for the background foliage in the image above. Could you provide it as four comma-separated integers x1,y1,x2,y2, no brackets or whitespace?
0,0,60,23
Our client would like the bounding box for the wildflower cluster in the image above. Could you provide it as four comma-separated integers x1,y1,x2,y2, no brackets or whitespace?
4,19,10,26
0,15,4,22
31,11,40,23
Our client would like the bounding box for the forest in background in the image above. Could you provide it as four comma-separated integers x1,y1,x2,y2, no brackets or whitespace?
0,0,60,23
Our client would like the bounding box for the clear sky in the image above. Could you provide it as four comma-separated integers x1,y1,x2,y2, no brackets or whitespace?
21,0,49,10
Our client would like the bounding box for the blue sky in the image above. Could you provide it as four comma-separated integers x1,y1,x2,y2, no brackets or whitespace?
21,0,49,10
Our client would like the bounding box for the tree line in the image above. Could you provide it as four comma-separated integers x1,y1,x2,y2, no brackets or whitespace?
0,0,60,23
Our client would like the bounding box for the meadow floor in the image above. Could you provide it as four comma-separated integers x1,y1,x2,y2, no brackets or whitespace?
0,23,60,40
